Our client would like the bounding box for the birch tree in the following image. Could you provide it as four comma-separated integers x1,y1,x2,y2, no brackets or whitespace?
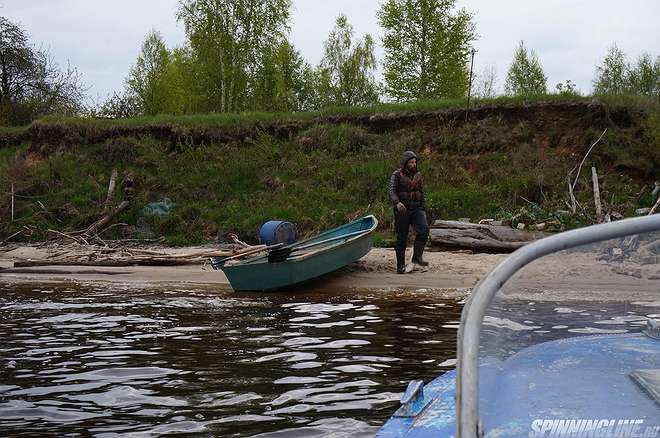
593,44,628,95
315,15,379,107
252,39,314,112
176,0,291,112
378,0,476,101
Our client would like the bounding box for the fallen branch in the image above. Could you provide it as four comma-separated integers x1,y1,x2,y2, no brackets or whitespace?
649,196,660,216
48,229,83,244
226,233,250,248
12,257,216,267
1,228,23,246
571,128,607,193
3,241,234,268
84,200,130,236
98,223,129,236
429,220,548,253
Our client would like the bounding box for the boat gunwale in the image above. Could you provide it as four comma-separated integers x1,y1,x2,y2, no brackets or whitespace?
223,215,378,268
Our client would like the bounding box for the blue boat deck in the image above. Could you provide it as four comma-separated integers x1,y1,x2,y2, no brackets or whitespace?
378,333,660,437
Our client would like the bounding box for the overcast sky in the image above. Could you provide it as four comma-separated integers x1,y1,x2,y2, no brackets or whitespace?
2,0,658,103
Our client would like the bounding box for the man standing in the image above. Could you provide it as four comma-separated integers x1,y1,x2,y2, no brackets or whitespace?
389,151,430,274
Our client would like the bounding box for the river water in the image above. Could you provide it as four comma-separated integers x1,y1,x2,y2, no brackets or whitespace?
0,283,463,437
1,282,656,437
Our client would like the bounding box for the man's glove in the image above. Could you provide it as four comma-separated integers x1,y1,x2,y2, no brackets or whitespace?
396,202,407,215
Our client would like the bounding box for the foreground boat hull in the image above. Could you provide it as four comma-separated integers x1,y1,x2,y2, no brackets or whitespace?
378,333,660,437
222,215,377,291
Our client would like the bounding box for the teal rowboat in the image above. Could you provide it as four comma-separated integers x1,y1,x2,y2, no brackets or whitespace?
219,215,378,291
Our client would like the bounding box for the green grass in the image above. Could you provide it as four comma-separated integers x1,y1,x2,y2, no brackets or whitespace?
0,125,30,135
594,93,660,113
1,97,658,245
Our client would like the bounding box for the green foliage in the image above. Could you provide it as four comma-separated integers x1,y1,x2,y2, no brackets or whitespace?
593,45,659,98
378,0,476,101
505,41,547,96
126,30,173,115
315,15,379,108
593,44,629,95
119,1,324,115
626,52,660,97
176,0,292,113
297,124,373,158
555,80,580,97
251,40,314,112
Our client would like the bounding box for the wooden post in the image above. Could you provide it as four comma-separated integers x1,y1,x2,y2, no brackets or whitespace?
592,167,603,223
11,183,14,222
567,177,577,214
465,48,476,122
104,169,118,213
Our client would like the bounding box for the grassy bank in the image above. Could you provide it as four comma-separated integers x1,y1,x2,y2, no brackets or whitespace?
1,96,658,246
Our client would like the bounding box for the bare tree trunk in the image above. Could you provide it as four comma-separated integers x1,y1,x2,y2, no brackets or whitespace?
571,129,607,192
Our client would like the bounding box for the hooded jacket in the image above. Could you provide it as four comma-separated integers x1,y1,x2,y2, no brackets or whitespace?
389,151,425,211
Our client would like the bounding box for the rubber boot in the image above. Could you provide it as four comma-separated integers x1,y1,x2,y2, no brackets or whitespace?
412,241,429,266
395,248,406,274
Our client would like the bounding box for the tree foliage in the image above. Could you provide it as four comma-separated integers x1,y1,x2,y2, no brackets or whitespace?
504,41,547,96
378,0,476,101
176,0,292,113
594,45,659,97
252,39,314,112
627,53,660,97
0,16,85,125
126,30,173,115
315,15,378,107
593,44,628,95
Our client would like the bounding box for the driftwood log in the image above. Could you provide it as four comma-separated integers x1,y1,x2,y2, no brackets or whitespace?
429,220,548,253
3,246,234,268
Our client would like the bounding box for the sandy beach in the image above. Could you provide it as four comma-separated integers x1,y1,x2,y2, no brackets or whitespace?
2,243,658,303
0,244,506,294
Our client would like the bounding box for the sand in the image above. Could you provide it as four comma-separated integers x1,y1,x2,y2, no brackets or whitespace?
0,244,505,295
2,244,658,303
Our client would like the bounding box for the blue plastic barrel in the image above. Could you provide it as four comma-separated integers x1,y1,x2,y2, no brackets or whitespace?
259,221,298,246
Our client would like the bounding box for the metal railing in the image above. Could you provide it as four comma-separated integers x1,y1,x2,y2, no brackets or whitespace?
456,214,660,437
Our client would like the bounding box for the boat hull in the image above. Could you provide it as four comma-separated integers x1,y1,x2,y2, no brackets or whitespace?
221,216,377,291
